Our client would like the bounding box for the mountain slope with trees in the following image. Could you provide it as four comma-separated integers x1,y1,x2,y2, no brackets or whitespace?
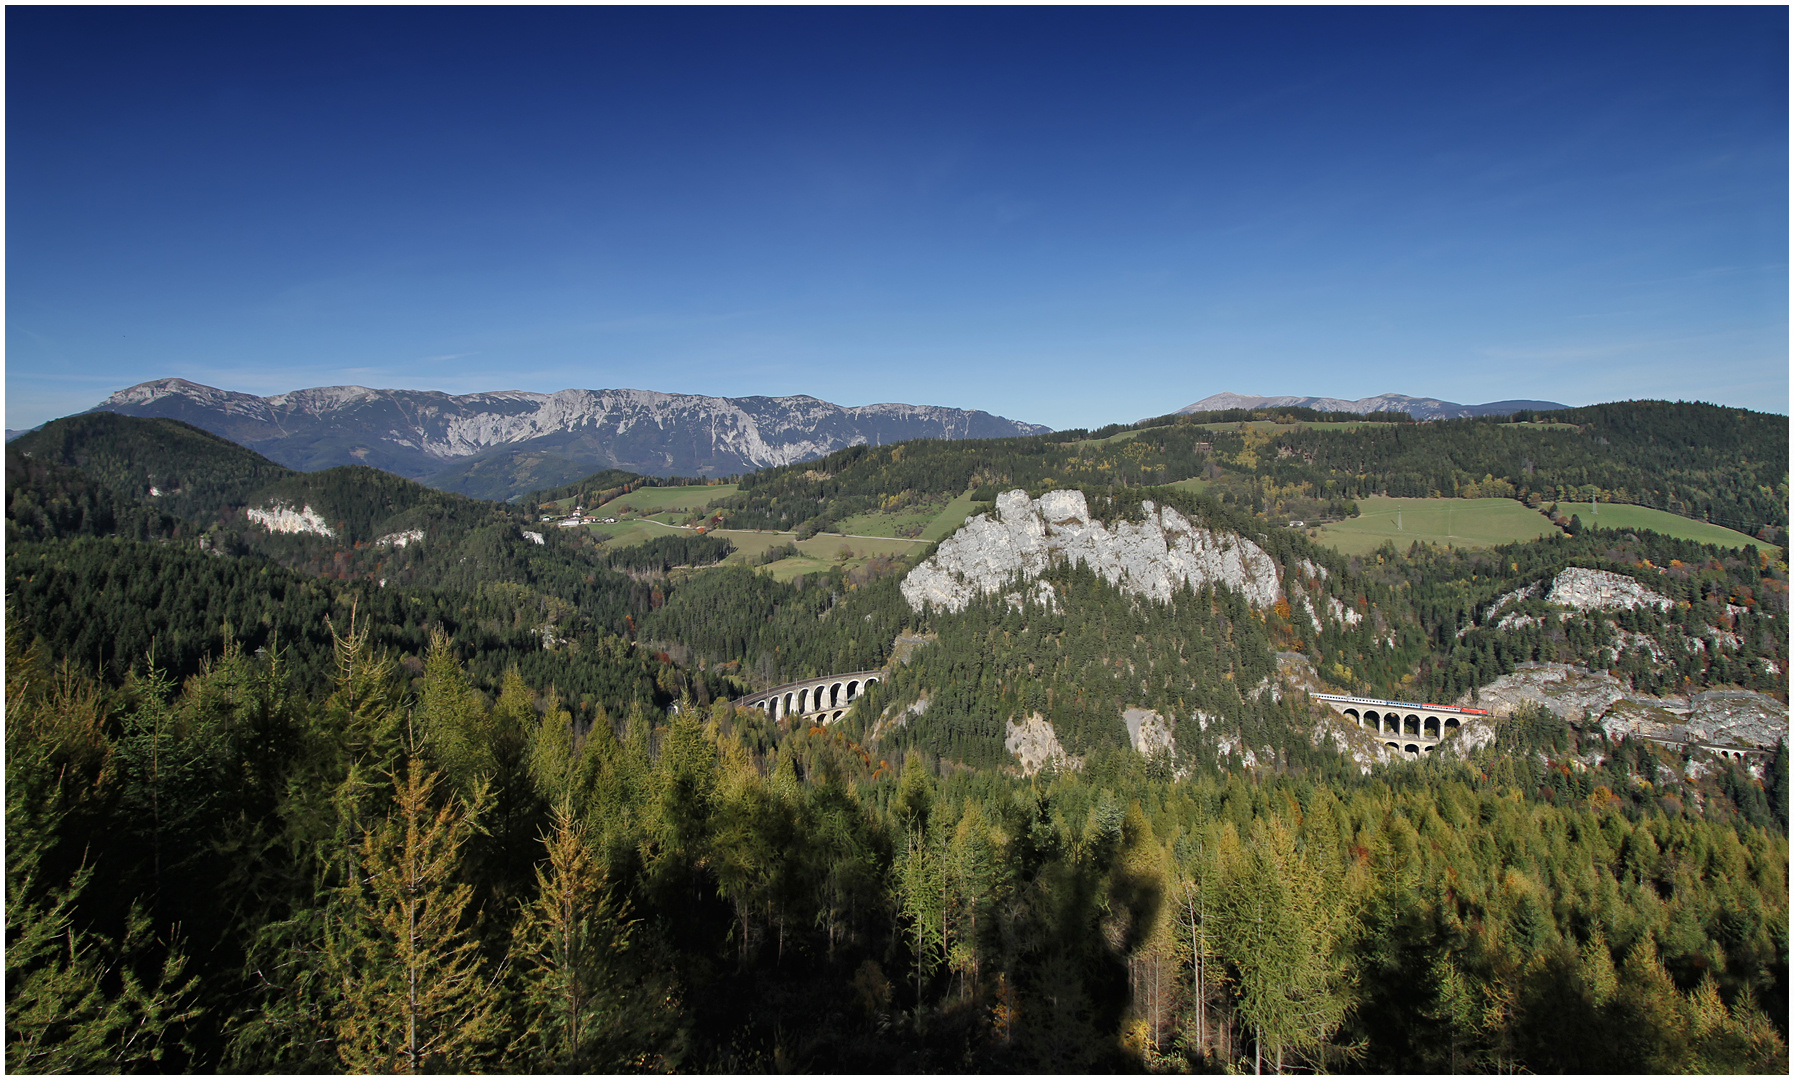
5,396,1786,1072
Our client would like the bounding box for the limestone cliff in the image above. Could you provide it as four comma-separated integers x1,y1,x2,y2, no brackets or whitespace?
1466,662,1786,749
1545,567,1674,612
1005,713,1075,776
900,489,1281,614
245,503,334,537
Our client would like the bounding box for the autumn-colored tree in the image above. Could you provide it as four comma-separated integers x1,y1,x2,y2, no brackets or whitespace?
1217,816,1352,1073
511,803,674,1070
328,756,500,1073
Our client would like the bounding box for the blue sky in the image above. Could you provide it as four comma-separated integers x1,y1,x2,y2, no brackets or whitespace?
8,7,1787,431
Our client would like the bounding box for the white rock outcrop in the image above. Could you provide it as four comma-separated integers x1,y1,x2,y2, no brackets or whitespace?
245,503,334,537
1005,713,1076,776
1546,567,1673,612
1496,612,1545,631
522,530,545,546
1327,596,1363,627
1004,581,1059,613
1441,716,1498,755
1486,582,1541,619
1214,734,1263,769
1467,663,1786,749
1122,708,1177,758
1687,691,1788,748
901,490,1280,613
375,528,424,548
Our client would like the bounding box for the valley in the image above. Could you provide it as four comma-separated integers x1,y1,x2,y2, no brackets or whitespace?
11,8,1783,1072
5,396,1787,1073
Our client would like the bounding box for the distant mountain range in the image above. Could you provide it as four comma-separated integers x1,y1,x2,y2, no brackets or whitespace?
82,378,1051,500
1176,392,1568,420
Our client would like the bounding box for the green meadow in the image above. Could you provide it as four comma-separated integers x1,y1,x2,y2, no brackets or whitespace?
1161,477,1212,496
1188,420,1399,434
1314,496,1556,555
1555,501,1762,549
594,483,738,516
708,530,927,581
1311,496,1760,556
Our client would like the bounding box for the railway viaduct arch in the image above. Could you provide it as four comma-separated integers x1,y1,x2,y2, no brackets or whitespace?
743,669,884,725
1311,693,1490,759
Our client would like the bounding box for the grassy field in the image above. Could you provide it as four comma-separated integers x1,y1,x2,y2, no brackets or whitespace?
1314,497,1556,555
834,504,946,539
922,491,988,541
1162,477,1212,496
698,530,928,581
825,491,990,543
580,520,929,581
1188,420,1399,433
592,484,738,515
1556,502,1762,549
582,518,674,546
1071,429,1144,447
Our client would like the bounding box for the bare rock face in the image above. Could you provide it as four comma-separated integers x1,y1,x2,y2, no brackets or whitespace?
245,503,334,537
1314,720,1401,773
1327,596,1362,627
1005,713,1076,776
901,489,1281,613
1468,664,1636,721
1122,708,1177,757
1468,662,1786,749
1441,716,1497,756
1687,691,1788,748
1599,698,1689,742
1546,567,1673,612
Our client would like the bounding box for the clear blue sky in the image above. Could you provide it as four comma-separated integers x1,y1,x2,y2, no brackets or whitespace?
7,7,1787,431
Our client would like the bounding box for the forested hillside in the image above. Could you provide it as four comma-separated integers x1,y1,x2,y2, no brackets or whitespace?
5,400,1787,1072
690,400,1785,540
10,413,297,524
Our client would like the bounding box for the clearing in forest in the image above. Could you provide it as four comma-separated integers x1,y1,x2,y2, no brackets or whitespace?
1313,496,1555,555
824,491,990,543
1550,502,1763,550
594,483,738,516
1161,477,1212,496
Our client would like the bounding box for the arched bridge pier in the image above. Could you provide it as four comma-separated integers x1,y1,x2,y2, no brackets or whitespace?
743,670,884,725
1311,693,1490,759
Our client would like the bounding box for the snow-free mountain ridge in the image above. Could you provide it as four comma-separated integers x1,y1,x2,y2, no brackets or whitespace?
1176,391,1567,420
89,378,1051,499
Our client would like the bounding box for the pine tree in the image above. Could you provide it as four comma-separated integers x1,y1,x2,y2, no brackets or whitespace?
416,629,494,796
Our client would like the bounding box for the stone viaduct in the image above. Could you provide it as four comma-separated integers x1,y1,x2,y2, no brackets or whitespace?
1312,693,1490,758
742,669,884,724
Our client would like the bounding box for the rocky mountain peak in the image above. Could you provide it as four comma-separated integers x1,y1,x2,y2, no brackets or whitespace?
86,378,1050,497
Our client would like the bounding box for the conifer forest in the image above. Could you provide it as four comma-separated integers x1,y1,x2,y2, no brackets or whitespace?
5,402,1788,1073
